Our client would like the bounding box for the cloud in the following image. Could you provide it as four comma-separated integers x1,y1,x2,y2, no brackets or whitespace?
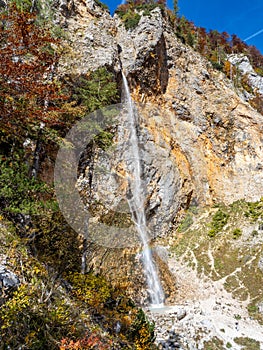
244,28,263,42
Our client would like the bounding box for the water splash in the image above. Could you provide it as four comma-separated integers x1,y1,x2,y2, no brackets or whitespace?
121,72,164,306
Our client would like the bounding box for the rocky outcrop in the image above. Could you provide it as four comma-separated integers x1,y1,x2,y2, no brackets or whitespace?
159,47,263,205
115,8,169,96
0,265,19,289
56,0,118,75
83,242,176,305
0,264,20,304
228,53,263,95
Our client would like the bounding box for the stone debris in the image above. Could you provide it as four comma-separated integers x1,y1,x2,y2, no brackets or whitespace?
177,308,187,321
0,265,20,289
144,256,263,349
157,330,182,349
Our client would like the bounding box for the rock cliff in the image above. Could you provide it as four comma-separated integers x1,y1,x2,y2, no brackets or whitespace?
228,53,263,95
58,0,263,206
56,0,263,306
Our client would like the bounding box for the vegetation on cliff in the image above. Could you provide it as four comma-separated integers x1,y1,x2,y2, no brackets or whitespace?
0,219,157,349
0,3,156,349
116,0,166,30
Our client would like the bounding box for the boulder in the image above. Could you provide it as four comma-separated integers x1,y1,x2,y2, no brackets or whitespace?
0,265,20,295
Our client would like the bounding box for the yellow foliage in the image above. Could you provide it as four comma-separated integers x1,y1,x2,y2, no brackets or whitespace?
68,272,112,309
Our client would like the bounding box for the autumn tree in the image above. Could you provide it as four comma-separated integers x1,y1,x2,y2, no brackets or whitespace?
0,3,63,141
230,34,247,53
197,27,208,55
247,45,263,76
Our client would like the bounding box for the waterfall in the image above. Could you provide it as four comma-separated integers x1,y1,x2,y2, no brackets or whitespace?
121,72,164,307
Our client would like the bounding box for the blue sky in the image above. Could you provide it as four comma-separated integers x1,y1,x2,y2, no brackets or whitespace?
106,0,263,54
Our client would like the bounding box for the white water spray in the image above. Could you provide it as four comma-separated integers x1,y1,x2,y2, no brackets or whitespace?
121,72,164,307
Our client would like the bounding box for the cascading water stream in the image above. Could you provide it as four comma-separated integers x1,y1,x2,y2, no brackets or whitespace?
121,72,164,307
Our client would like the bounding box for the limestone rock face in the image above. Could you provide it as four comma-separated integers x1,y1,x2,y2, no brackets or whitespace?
70,4,263,212
228,54,263,95
57,0,118,75
58,0,263,207
115,8,169,96
160,39,263,205
57,3,263,301
121,18,263,206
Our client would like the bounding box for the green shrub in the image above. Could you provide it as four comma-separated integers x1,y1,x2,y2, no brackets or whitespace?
245,199,263,222
208,228,217,238
178,212,193,232
234,337,260,349
73,67,119,113
122,11,141,30
128,308,156,350
32,211,82,275
241,74,254,93
66,273,157,349
211,61,224,71
70,67,119,149
10,0,34,12
248,304,257,313
232,228,242,239
255,67,263,77
116,1,165,31
0,159,52,215
208,209,229,237
68,272,112,310
0,222,156,349
0,154,83,275
0,266,84,349
136,2,162,14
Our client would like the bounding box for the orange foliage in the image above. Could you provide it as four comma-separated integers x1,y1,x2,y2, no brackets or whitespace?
60,332,113,350
0,4,65,137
